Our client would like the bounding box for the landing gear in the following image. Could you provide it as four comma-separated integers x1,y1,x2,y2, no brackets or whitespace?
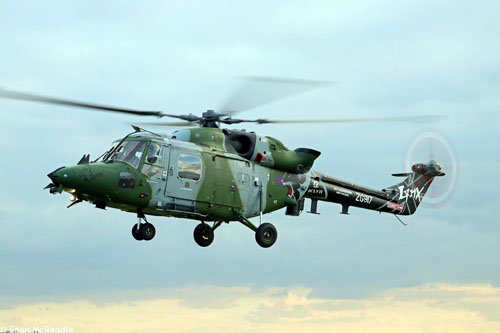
141,222,156,241
193,223,214,247
234,210,279,248
132,212,156,241
255,223,278,248
131,223,156,241
132,224,143,241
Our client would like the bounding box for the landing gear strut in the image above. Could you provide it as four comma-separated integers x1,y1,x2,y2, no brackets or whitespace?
234,210,278,248
132,212,156,241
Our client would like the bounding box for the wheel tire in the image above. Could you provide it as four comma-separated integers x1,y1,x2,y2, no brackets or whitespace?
193,223,214,247
140,222,156,241
255,223,278,248
132,224,144,241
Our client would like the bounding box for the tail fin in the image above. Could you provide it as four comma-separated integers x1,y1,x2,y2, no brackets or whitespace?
385,160,445,215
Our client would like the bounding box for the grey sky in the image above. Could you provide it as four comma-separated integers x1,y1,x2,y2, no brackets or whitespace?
0,0,499,308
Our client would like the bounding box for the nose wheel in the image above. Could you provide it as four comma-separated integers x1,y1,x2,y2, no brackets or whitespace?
132,224,143,241
132,213,156,241
131,222,156,241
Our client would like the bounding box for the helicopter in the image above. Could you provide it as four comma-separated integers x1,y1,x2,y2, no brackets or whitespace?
0,78,445,248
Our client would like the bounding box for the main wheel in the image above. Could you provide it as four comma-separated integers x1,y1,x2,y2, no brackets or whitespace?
140,222,156,241
255,223,278,248
132,224,144,241
193,223,214,247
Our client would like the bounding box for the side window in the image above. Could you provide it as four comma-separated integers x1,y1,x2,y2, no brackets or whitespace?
146,142,163,165
178,154,201,180
142,165,162,178
141,143,165,178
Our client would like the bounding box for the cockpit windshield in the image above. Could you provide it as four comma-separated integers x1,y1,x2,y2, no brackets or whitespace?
97,140,147,169
96,142,119,162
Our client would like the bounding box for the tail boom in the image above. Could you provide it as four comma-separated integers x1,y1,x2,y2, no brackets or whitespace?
305,161,444,216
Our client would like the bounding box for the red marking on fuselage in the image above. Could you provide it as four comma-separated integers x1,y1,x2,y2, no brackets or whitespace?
387,201,403,211
255,153,266,163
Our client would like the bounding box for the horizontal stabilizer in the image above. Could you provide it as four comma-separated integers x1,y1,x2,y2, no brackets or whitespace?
392,172,411,177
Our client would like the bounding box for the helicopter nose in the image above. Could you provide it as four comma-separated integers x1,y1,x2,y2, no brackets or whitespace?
47,166,65,185
47,166,75,187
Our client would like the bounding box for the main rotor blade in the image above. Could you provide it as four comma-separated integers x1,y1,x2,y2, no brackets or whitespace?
0,88,178,118
137,121,197,127
251,115,446,124
220,76,330,115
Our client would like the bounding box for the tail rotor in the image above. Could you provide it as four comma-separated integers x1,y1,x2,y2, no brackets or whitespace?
403,129,458,208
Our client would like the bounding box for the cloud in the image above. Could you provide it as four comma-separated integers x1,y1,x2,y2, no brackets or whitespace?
1,283,499,333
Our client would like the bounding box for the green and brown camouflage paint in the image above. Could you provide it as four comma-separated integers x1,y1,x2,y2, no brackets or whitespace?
49,127,443,222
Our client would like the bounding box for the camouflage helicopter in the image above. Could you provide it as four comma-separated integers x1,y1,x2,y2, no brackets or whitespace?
0,79,445,248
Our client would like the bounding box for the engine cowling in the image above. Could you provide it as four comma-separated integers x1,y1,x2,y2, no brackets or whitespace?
223,129,321,173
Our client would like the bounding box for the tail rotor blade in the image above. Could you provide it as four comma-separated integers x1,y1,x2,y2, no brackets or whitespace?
404,129,458,208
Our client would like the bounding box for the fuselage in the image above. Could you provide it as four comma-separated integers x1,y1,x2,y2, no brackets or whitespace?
49,128,305,221
48,127,443,222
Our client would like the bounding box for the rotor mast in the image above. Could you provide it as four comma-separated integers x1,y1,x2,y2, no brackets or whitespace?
200,110,221,128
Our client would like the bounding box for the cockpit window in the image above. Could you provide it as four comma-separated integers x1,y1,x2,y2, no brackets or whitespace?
106,141,146,168
115,141,146,168
96,142,119,163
